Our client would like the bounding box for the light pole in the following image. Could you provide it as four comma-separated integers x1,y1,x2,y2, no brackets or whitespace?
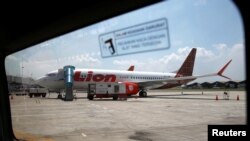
21,58,24,90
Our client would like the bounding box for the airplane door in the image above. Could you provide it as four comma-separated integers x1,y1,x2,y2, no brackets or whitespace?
114,85,119,93
88,84,96,94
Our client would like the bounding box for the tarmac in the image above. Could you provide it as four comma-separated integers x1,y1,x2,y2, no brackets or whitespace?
10,90,246,141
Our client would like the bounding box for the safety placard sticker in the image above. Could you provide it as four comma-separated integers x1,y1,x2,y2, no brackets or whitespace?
99,18,170,58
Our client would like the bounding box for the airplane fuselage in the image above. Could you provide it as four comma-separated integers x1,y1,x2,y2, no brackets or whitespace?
36,69,177,91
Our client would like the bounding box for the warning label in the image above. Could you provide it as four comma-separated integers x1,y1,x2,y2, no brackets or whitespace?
99,18,170,58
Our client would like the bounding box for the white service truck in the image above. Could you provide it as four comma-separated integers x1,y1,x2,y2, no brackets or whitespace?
28,88,47,98
87,82,139,100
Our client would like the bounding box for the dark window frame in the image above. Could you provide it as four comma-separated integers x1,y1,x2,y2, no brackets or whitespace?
0,0,248,140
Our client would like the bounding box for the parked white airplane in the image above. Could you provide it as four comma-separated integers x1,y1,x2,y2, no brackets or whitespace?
36,48,232,98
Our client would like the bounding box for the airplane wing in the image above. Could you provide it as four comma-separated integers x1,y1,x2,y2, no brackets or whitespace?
137,59,232,89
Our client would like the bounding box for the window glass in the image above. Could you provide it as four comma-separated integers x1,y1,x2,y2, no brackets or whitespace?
5,0,245,141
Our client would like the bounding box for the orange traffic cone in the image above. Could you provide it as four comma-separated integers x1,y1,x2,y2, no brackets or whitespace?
237,95,240,101
215,95,218,101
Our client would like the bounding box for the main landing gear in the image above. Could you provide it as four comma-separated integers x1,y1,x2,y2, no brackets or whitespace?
139,90,147,97
57,94,62,99
56,91,63,99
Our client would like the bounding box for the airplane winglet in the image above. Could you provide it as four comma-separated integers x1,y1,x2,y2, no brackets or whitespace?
217,59,232,80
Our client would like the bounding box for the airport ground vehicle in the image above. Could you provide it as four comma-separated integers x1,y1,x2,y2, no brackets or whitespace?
87,83,138,100
28,88,47,98
12,88,28,96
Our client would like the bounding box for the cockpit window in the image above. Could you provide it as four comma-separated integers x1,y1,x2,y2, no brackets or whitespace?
4,0,246,141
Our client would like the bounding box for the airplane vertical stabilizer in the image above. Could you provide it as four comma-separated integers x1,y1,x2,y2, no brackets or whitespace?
175,48,196,77
128,65,134,71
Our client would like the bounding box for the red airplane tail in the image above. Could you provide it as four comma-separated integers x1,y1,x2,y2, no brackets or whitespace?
128,65,134,71
175,48,196,77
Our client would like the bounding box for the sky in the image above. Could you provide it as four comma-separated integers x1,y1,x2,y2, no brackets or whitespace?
5,0,245,83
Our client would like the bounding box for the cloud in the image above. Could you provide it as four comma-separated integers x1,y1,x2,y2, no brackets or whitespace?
177,46,192,54
196,47,214,58
214,43,227,51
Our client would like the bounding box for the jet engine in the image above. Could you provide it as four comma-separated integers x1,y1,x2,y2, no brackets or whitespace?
122,82,139,95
